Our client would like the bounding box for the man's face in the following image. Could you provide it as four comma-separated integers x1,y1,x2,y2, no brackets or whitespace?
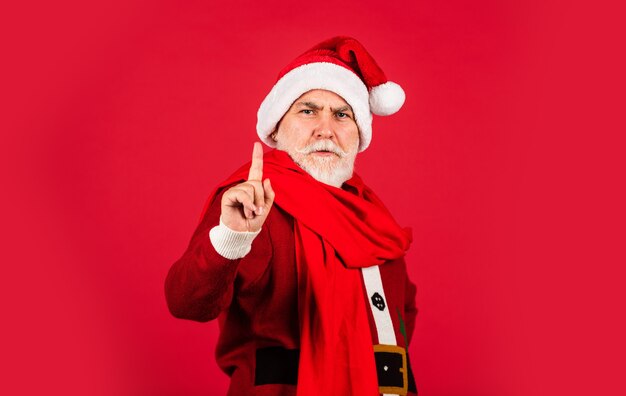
273,89,360,187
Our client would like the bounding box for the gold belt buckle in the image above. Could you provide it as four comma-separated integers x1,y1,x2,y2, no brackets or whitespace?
373,344,408,395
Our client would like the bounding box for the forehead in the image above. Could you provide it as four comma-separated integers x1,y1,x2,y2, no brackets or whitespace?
292,89,351,107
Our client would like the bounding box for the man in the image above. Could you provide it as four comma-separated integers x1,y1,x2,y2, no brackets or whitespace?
165,36,418,396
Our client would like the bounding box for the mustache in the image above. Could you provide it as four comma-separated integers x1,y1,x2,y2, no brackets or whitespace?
295,140,349,157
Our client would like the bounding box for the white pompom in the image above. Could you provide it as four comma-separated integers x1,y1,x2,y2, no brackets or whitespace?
369,81,406,116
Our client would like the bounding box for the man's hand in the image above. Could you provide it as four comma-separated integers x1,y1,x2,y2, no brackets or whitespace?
221,142,276,232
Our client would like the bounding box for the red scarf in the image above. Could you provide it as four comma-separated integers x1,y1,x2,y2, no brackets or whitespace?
201,149,412,395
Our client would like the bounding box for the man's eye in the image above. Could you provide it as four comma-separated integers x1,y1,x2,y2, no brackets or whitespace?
301,109,314,115
336,112,349,119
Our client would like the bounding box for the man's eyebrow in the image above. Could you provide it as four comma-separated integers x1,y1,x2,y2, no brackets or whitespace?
331,105,353,113
294,101,323,110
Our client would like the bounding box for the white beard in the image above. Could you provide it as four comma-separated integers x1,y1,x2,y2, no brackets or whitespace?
277,139,357,188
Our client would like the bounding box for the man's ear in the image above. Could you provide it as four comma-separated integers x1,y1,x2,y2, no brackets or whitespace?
270,130,278,142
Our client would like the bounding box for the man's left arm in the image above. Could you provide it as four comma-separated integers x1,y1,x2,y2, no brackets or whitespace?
404,271,418,345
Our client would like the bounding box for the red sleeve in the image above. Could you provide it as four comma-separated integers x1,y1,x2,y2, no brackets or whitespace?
164,188,260,322
404,270,418,345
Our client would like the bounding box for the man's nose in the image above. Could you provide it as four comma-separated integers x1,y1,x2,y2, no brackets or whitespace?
314,114,334,139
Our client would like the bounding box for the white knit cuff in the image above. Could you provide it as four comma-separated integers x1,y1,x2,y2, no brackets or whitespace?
208,217,262,260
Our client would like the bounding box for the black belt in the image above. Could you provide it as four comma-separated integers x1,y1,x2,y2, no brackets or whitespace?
254,346,417,394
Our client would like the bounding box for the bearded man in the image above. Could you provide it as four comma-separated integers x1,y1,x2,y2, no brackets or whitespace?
165,36,418,396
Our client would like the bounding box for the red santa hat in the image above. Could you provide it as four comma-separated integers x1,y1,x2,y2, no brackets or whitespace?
257,36,405,152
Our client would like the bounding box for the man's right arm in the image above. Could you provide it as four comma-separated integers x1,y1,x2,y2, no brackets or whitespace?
165,143,274,322
164,188,264,322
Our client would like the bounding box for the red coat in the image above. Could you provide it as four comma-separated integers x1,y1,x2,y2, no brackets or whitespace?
165,185,419,396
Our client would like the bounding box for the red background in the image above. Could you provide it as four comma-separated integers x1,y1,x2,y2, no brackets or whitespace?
2,1,625,395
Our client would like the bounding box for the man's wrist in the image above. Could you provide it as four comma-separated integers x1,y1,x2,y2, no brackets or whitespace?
209,216,261,260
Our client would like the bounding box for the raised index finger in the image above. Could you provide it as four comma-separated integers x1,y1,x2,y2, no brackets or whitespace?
247,142,263,181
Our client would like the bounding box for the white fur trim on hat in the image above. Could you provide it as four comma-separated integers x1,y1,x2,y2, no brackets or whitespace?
257,62,373,152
